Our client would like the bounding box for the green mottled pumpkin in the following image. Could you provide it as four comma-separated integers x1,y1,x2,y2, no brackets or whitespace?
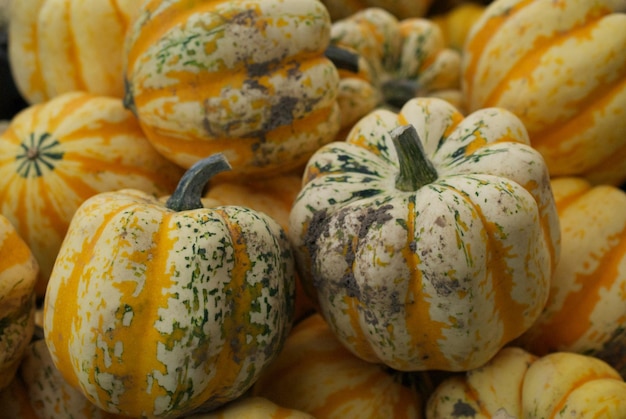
43,153,296,418
288,97,561,372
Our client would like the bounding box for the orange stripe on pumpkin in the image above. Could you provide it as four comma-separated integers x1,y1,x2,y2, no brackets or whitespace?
403,195,450,370
463,0,536,103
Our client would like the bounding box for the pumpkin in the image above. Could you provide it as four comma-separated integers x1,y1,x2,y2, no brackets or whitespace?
187,397,314,419
8,0,140,104
426,346,626,418
0,337,125,418
430,3,486,51
288,97,560,372
0,91,185,295
0,213,39,391
320,0,434,21
331,7,464,131
43,153,296,418
515,177,626,378
123,0,341,177
253,313,425,418
462,0,626,185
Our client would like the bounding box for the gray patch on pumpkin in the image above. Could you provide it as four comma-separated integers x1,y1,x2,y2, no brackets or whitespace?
452,400,477,417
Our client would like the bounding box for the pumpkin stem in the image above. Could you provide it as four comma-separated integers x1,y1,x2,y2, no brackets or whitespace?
391,124,437,192
325,44,360,73
381,79,424,111
165,153,232,212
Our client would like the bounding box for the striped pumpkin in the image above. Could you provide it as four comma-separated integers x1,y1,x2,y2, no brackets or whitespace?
0,214,38,391
253,313,425,418
462,0,626,185
43,154,296,417
123,0,341,177
288,97,561,372
0,91,185,295
426,346,626,418
332,7,464,132
8,0,140,104
515,177,626,377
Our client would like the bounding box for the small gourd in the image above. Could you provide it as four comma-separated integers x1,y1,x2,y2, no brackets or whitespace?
426,346,626,418
288,97,561,372
43,153,297,417
332,7,464,131
123,0,342,177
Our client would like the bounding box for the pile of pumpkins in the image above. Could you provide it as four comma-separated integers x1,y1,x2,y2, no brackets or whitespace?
1,0,626,417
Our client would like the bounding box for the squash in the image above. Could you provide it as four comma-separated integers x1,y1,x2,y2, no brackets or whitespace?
43,153,296,418
8,0,140,104
515,177,626,378
0,91,185,296
0,337,125,418
320,0,434,21
0,214,38,391
253,313,425,418
123,0,341,177
288,97,561,372
187,397,314,419
462,0,626,185
426,346,626,418
331,8,464,131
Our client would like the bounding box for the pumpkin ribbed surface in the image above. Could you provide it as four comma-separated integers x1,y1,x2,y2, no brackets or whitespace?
332,8,463,131
426,346,626,418
253,313,424,418
462,0,626,185
43,186,296,417
516,177,626,377
123,0,341,175
0,91,184,294
288,97,560,372
8,0,140,104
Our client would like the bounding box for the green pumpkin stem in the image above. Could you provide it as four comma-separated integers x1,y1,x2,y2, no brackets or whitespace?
391,124,438,192
165,153,232,212
324,44,360,73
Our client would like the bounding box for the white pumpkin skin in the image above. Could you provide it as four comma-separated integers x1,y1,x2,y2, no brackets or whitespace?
43,157,297,418
288,97,561,372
